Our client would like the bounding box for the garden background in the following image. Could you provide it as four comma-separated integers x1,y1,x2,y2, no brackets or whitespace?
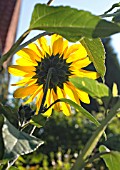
0,0,120,170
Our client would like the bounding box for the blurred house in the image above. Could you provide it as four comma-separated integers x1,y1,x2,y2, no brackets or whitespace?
0,0,21,101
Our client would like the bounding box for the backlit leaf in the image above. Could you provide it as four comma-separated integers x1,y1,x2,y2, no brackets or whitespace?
70,77,111,99
99,145,120,170
30,4,120,41
80,38,105,78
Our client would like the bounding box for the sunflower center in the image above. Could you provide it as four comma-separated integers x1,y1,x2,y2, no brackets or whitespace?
34,53,71,91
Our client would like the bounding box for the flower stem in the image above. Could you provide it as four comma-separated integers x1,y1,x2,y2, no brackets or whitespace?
39,67,54,114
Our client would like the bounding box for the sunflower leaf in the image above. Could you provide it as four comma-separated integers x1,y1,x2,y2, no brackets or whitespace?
30,4,120,41
99,145,120,170
2,116,44,160
80,38,106,78
60,98,100,127
70,77,112,99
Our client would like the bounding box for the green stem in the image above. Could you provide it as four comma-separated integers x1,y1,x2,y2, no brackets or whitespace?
39,67,54,114
71,98,120,170
0,31,53,65
14,32,53,54
47,0,54,6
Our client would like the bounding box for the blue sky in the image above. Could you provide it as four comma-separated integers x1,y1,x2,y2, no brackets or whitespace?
16,0,120,62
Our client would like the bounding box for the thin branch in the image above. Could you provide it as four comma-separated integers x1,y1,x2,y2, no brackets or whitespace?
47,0,54,6
43,99,60,113
15,32,53,54
0,31,53,65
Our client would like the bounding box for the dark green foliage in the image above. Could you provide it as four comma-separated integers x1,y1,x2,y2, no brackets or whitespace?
15,108,120,169
103,38,120,94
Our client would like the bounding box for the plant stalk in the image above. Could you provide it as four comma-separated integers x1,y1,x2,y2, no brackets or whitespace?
71,98,120,170
39,67,54,114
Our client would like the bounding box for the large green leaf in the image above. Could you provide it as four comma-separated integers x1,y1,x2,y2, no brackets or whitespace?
99,145,120,170
30,4,120,41
2,117,44,160
70,77,111,99
80,38,105,78
60,98,100,127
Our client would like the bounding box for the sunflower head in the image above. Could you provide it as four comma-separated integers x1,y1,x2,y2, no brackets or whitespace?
34,53,72,92
8,34,99,117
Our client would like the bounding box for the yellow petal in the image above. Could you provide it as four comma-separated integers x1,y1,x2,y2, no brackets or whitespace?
66,45,87,63
51,34,69,56
62,40,68,54
52,89,61,111
51,34,61,46
52,37,63,55
64,44,83,59
24,85,43,104
73,69,99,79
8,65,35,76
28,43,43,61
57,87,71,116
11,78,37,87
24,72,36,77
17,48,38,64
37,36,50,55
63,83,79,104
13,84,39,98
27,79,38,86
44,89,50,107
16,57,37,66
36,90,44,114
70,57,91,70
11,77,31,86
77,89,90,104
66,82,80,104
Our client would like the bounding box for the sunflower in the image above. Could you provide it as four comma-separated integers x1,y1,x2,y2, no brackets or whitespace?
8,34,99,117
